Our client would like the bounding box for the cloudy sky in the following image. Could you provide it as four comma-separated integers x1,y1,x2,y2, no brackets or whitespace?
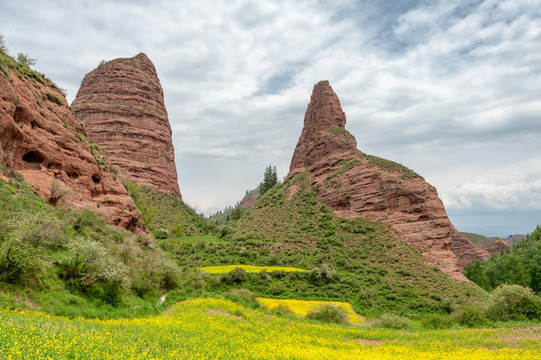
2,0,540,236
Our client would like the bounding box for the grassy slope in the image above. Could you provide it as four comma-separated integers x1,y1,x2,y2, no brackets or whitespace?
461,232,493,248
124,182,215,235
1,298,539,360
164,172,485,317
0,168,183,319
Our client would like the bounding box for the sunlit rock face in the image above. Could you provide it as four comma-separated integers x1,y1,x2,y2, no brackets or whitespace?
72,53,181,199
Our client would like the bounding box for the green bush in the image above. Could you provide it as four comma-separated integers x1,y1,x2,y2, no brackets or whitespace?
421,313,454,329
10,211,65,248
271,304,294,316
372,313,411,329
150,257,181,290
269,281,286,295
310,263,338,283
306,304,350,325
487,284,541,321
223,267,247,284
45,92,63,105
451,303,488,326
131,273,154,298
224,288,259,308
0,239,40,283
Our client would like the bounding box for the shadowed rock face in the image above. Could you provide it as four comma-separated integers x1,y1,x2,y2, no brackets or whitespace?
0,64,143,231
72,53,181,199
287,81,488,281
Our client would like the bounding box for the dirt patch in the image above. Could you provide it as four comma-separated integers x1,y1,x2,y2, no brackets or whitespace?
207,308,244,320
287,184,300,200
353,338,384,346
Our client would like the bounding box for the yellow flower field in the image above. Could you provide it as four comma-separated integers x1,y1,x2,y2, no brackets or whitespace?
1,298,540,359
257,297,366,325
198,265,309,274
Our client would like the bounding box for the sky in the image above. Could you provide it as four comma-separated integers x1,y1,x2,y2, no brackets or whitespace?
1,0,540,237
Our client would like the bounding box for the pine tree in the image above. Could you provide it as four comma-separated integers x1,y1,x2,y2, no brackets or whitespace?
259,165,278,195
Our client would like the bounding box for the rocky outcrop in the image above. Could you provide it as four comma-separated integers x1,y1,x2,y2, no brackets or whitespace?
72,53,181,199
240,192,260,209
485,237,511,255
0,58,142,230
287,81,489,280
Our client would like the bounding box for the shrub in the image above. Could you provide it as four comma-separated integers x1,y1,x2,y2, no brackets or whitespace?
45,92,63,105
487,284,541,321
421,313,454,329
153,229,169,240
310,263,338,283
224,289,259,308
269,281,286,295
372,313,411,329
131,273,154,298
223,267,247,284
0,239,40,283
451,303,488,326
306,304,350,325
10,211,65,248
269,304,294,316
150,257,181,290
61,238,127,290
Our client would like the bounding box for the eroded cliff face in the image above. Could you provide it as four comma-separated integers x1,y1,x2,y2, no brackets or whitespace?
0,60,142,230
484,238,510,256
72,53,181,199
287,81,488,280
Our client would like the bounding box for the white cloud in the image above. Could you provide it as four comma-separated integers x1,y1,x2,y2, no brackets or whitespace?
1,0,541,235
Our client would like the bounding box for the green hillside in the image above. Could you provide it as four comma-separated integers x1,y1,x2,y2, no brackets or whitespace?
124,181,215,236
163,172,485,318
461,232,493,248
0,167,184,318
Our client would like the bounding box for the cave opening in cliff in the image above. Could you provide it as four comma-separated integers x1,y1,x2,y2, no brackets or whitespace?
22,151,44,164
91,174,101,183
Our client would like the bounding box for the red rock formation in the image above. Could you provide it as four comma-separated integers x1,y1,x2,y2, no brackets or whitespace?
484,237,510,255
240,192,260,209
287,81,488,280
72,53,181,199
0,59,142,230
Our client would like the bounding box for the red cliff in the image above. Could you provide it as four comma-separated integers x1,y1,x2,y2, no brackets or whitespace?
287,81,488,280
72,53,181,199
0,56,142,230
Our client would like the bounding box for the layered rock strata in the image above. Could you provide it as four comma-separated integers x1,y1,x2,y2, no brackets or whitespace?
287,81,489,280
484,238,510,255
72,53,181,199
0,61,142,230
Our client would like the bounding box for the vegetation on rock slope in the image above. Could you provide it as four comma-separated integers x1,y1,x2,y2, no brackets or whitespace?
162,172,486,318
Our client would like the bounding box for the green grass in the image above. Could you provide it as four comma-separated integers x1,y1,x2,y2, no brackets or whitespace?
365,154,421,179
199,265,309,274
124,182,215,235
461,232,493,248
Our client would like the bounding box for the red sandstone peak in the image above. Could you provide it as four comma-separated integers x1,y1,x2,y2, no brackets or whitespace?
288,81,357,178
0,59,143,231
72,53,181,199
286,81,489,281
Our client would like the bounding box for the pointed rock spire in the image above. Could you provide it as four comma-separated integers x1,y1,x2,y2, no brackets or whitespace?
72,53,181,199
288,81,356,178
